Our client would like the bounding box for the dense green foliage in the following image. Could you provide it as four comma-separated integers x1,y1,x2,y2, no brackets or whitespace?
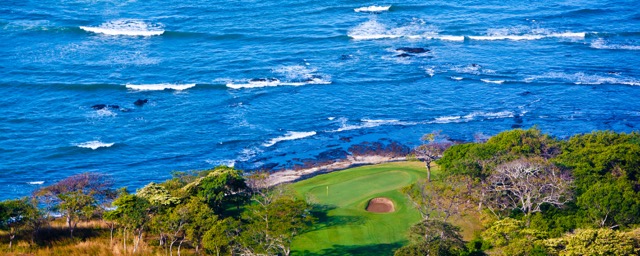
2,128,640,255
413,128,640,255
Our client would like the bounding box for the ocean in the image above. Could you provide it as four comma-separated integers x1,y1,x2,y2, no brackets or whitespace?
1,0,640,199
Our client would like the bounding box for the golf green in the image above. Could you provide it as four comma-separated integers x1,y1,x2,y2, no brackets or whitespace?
291,161,429,255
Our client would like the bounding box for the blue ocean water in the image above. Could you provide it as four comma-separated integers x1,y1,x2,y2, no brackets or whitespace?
1,0,640,199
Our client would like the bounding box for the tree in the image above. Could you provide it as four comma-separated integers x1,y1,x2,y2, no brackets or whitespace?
0,198,39,249
183,166,249,214
203,218,236,256
543,228,637,256
395,219,466,256
35,172,114,238
105,192,151,253
183,197,217,255
483,158,573,224
415,132,452,181
577,179,640,228
239,186,314,256
482,218,548,255
403,175,477,222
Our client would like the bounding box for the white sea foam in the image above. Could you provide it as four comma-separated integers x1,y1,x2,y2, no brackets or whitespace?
590,38,640,50
263,131,317,147
451,76,464,81
330,118,414,132
348,18,439,41
28,181,45,185
431,111,514,124
525,72,640,86
75,141,115,150
80,19,164,36
228,66,331,89
205,159,236,167
433,35,465,41
481,79,505,84
354,5,391,13
126,83,196,91
227,79,281,89
95,108,117,117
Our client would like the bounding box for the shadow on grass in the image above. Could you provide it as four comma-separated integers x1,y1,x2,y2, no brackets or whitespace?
294,242,403,256
306,204,365,232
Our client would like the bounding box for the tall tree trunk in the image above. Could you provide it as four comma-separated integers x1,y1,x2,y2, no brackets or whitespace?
170,238,177,256
123,227,127,253
9,234,14,249
425,161,432,182
177,239,184,256
109,225,114,246
67,215,74,238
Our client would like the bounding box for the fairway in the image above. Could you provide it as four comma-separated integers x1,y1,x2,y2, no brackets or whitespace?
291,161,428,255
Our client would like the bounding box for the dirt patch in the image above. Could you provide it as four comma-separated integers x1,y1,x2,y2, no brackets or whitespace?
366,197,395,213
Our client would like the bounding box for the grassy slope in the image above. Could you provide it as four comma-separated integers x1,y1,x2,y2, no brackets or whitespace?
290,161,428,256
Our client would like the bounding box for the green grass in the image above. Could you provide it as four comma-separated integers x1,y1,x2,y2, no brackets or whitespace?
290,161,429,256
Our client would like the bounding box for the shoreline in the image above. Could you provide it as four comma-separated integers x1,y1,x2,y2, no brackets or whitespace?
266,155,408,186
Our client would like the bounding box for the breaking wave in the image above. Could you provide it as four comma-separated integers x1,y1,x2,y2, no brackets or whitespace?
263,131,317,147
80,19,164,36
126,83,196,91
75,141,115,150
354,5,391,13
590,38,640,50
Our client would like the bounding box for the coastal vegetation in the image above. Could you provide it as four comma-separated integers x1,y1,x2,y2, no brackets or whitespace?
1,128,640,255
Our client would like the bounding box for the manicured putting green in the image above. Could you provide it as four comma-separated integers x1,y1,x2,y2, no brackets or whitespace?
291,161,429,256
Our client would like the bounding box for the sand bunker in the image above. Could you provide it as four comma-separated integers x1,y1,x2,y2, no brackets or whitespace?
366,197,395,213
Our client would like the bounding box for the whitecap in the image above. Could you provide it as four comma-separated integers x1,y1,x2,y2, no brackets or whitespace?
27,181,45,185
433,35,465,41
590,38,640,50
468,35,545,41
205,159,236,167
227,78,281,89
431,111,514,124
526,72,640,86
95,108,117,117
80,19,164,36
450,76,464,81
330,118,413,132
347,18,439,41
126,83,196,91
263,131,317,147
75,141,115,150
481,79,505,84
354,5,391,13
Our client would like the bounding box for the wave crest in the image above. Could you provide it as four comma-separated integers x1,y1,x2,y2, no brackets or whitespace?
80,20,164,36
263,131,317,147
126,83,196,91
354,5,391,13
75,141,115,150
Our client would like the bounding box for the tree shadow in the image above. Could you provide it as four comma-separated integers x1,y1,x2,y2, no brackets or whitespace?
294,242,404,256
306,204,365,232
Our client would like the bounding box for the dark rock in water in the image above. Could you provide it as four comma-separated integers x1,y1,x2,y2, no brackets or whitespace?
92,104,120,110
134,99,148,106
625,123,634,128
514,114,523,124
250,78,279,82
340,54,354,60
91,104,107,110
396,47,429,53
511,124,523,129
519,91,533,96
258,163,279,171
397,53,413,58
339,136,352,142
